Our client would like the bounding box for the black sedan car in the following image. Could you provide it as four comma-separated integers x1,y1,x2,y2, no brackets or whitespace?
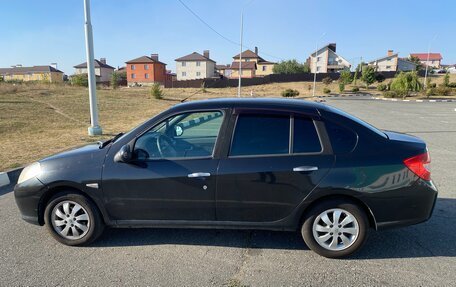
14,98,437,258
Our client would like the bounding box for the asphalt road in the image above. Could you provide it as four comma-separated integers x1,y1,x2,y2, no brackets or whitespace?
1,96,455,287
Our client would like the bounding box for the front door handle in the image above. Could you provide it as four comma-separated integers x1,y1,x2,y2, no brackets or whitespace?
188,172,211,178
293,166,318,172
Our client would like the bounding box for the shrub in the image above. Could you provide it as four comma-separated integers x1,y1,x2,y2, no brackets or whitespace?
323,88,331,94
390,71,422,98
339,83,345,93
339,70,352,84
351,86,360,92
375,73,385,83
71,74,88,87
273,59,310,74
383,91,399,98
150,83,164,99
446,82,456,88
428,83,437,88
377,84,387,91
307,84,312,91
435,86,452,96
443,73,450,87
200,82,207,93
281,88,299,97
322,77,332,85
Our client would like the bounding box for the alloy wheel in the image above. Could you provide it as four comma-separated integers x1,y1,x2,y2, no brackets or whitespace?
51,200,90,240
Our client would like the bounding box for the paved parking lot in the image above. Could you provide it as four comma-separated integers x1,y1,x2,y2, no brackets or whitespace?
1,96,455,286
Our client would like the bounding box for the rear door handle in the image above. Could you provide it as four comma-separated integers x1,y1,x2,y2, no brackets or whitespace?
188,172,211,178
293,166,318,172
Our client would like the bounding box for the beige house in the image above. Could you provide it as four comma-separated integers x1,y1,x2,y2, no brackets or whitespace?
308,43,351,73
368,50,417,72
409,53,443,68
175,50,216,80
232,47,275,77
74,58,115,83
229,61,257,78
0,65,64,83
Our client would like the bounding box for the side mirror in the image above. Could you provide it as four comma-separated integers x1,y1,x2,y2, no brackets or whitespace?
174,124,184,137
114,144,132,163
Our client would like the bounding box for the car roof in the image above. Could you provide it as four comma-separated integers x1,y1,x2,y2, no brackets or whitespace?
170,98,328,116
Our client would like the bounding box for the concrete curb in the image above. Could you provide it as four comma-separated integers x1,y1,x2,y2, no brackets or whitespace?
0,167,24,194
316,93,371,98
373,97,456,103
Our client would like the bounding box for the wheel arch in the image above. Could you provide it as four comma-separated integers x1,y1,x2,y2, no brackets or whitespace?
300,194,378,230
38,185,110,226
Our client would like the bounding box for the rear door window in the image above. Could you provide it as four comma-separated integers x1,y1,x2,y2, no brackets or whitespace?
230,114,290,156
325,121,358,153
293,117,322,153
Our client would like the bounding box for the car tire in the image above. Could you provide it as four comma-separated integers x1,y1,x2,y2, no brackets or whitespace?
44,192,104,246
301,199,368,258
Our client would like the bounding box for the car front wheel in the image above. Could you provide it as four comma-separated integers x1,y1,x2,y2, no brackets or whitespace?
44,192,104,246
301,199,368,258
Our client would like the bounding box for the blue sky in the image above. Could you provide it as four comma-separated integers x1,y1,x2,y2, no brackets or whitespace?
0,0,454,74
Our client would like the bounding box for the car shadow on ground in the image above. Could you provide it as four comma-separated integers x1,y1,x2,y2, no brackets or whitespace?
92,198,456,259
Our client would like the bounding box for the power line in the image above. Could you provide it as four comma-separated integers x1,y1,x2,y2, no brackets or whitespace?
176,0,284,61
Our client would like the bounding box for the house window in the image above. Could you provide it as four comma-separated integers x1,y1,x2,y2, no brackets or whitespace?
131,73,136,79
196,72,201,77
196,61,201,67
245,59,250,62
182,62,186,67
317,57,321,62
145,73,149,79
262,66,267,71
182,72,187,77
386,66,391,69
144,64,149,70
316,67,321,72
131,65,136,70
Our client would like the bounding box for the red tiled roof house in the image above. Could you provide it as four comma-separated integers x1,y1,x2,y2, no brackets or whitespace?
409,53,443,68
125,54,167,86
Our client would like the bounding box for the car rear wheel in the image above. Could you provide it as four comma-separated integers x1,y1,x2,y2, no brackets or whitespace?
44,192,104,246
301,199,368,258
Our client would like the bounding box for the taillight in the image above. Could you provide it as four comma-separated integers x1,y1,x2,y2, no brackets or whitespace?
403,151,431,181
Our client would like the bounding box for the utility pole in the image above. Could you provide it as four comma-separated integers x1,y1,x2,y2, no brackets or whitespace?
237,12,243,98
83,0,102,136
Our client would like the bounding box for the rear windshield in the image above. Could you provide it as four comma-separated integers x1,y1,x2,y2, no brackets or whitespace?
327,106,387,138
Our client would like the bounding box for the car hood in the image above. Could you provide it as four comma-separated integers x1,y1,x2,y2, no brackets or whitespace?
40,143,106,162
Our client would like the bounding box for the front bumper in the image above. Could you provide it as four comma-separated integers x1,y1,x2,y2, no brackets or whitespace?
14,177,48,226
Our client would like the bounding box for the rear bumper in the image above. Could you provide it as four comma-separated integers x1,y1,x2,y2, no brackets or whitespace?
365,179,438,230
14,177,47,226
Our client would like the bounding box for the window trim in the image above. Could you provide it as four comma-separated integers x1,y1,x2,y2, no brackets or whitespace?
132,109,226,162
227,112,325,159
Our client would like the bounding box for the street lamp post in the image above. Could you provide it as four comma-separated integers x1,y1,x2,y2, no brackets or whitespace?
237,12,243,98
423,34,437,89
312,33,325,97
83,0,102,136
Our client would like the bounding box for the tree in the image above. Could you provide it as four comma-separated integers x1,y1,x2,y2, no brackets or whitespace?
150,83,164,99
353,68,359,85
408,55,424,71
110,72,120,89
361,66,376,88
273,59,310,74
339,70,352,85
390,71,422,99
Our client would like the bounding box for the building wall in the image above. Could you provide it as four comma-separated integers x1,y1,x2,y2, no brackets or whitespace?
309,48,329,73
3,72,63,83
127,63,166,85
371,55,398,72
176,61,215,80
233,57,259,63
229,69,255,78
256,63,275,76
75,67,113,83
419,60,441,68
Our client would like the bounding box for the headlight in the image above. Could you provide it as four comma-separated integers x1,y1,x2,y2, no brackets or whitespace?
17,162,42,185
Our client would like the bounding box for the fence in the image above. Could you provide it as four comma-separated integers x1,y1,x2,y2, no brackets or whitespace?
170,70,424,89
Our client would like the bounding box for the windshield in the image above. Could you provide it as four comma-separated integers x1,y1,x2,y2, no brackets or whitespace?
327,106,387,138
